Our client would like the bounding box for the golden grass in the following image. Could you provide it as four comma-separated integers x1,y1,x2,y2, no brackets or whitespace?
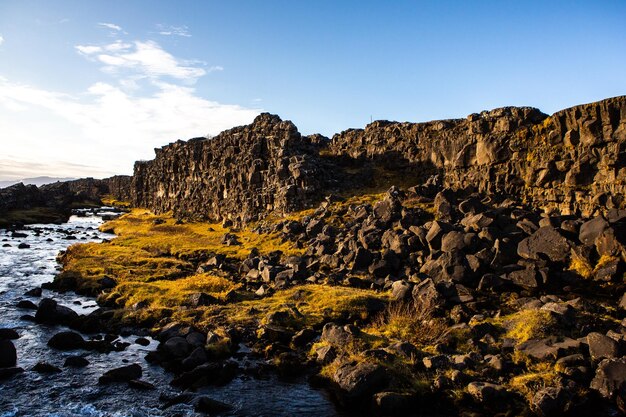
101,209,304,259
58,207,391,333
508,362,560,401
103,273,238,309
101,195,131,208
206,284,389,328
501,309,557,344
368,301,449,347
568,256,593,279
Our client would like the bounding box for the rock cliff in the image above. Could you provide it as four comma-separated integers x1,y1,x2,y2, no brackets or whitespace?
0,176,132,226
329,96,626,217
131,113,329,223
130,96,625,222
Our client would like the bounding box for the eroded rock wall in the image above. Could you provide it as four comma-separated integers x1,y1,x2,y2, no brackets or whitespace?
328,96,626,216
129,96,626,223
131,113,328,223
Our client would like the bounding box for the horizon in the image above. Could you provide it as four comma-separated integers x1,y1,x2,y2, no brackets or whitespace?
1,0,625,181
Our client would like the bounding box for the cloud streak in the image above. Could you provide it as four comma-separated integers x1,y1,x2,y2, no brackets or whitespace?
97,22,123,32
156,25,192,37
76,40,206,82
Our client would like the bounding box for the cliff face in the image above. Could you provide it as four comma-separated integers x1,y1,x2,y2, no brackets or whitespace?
0,176,132,223
131,113,328,223
125,96,626,222
329,96,626,216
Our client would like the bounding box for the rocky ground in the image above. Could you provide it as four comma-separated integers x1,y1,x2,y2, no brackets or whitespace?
2,184,624,416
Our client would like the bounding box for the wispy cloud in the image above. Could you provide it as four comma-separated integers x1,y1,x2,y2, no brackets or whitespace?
0,35,4,46
97,22,123,32
0,76,260,179
76,40,206,82
156,24,191,37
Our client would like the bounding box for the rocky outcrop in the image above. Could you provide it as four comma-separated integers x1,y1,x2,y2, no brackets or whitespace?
131,113,329,223
329,96,626,217
128,96,625,224
0,176,131,227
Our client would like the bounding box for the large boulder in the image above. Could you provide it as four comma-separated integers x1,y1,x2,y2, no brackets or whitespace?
0,340,17,368
587,333,620,361
99,364,142,384
35,298,79,325
579,216,609,246
47,331,85,350
590,358,626,399
332,361,388,401
517,226,571,262
321,323,356,346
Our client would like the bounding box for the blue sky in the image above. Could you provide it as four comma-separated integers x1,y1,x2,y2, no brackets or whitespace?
0,0,625,180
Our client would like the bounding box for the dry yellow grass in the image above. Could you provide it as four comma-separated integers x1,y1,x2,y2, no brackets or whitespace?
501,309,557,343
101,209,304,259
368,301,449,347
58,208,389,332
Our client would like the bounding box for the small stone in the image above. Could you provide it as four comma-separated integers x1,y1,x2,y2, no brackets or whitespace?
32,362,62,373
99,364,142,383
63,356,89,368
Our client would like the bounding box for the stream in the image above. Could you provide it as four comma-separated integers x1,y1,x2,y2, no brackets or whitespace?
0,209,341,417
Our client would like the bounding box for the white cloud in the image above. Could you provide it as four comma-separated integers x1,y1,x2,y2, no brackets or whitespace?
156,25,192,37
97,22,123,32
0,35,4,46
76,45,102,55
76,40,206,82
0,32,249,181
0,77,260,179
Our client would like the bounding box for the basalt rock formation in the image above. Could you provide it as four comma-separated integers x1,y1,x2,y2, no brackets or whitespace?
0,176,132,227
328,96,626,217
131,113,329,223
130,96,625,223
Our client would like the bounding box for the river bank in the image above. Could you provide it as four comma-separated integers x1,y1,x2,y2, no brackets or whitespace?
0,209,342,417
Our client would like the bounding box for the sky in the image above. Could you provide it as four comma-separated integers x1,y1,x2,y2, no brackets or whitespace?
0,0,625,181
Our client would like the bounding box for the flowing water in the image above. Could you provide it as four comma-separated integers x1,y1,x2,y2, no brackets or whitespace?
0,210,341,417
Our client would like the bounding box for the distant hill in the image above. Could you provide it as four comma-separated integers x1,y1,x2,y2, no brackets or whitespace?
0,176,76,189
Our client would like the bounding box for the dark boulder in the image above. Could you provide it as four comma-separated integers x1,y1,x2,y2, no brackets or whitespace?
530,386,569,417
24,287,42,297
590,358,626,399
32,362,62,373
99,364,142,383
193,396,233,414
161,336,192,359
587,332,620,361
186,292,219,307
332,361,388,401
35,298,79,325
579,216,609,246
16,300,38,310
518,226,571,262
47,331,85,350
0,340,17,367
0,328,19,340
63,356,89,368
321,323,356,346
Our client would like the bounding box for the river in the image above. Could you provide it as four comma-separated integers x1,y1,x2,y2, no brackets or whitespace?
0,209,341,417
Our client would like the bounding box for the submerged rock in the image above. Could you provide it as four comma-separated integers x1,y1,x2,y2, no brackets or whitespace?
47,331,85,350
0,340,17,368
99,364,142,384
